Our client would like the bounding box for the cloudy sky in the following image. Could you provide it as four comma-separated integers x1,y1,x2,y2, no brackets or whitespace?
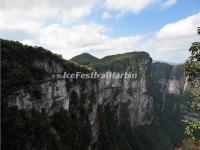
0,0,200,63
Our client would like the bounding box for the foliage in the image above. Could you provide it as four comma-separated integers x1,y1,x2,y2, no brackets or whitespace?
97,104,175,150
184,27,200,141
71,53,100,67
2,106,91,150
70,51,151,79
2,38,197,149
2,106,62,150
50,107,91,150
151,62,184,81
1,39,90,98
31,84,43,99
1,39,92,150
150,86,186,145
151,62,173,80
184,120,200,141
182,138,200,150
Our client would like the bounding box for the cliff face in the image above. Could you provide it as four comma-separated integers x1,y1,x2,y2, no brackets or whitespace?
7,60,98,115
96,53,154,127
151,63,186,113
6,52,154,145
2,39,189,150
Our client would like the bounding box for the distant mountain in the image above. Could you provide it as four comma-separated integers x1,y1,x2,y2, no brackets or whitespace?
71,53,183,67
101,51,150,63
153,60,182,65
71,51,151,72
70,53,100,65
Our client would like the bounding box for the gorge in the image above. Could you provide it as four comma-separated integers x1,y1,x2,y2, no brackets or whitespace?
1,39,196,150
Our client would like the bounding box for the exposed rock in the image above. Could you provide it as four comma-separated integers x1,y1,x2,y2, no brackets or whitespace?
3,45,191,149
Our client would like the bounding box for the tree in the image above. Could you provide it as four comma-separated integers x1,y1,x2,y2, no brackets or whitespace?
184,27,200,141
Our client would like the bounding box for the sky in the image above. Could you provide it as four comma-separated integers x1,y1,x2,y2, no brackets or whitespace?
0,0,200,63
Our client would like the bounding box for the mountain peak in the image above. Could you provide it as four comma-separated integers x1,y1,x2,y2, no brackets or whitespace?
70,53,100,65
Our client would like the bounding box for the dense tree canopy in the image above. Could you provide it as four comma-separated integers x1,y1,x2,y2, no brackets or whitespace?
184,27,200,141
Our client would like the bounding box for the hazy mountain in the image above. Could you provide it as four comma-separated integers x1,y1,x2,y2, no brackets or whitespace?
153,60,182,65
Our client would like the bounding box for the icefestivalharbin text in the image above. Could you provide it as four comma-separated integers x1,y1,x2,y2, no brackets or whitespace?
63,72,137,79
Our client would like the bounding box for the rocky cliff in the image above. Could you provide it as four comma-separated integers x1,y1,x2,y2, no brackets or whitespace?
1,39,191,150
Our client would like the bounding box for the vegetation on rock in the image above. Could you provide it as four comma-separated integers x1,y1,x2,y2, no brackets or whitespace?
184,27,200,142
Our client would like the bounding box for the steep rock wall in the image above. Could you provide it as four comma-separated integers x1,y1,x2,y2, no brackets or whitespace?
6,54,156,146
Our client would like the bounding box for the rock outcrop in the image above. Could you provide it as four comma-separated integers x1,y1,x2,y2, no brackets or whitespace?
2,39,191,150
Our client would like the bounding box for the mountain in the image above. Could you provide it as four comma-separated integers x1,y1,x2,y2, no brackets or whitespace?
152,60,180,65
1,39,197,150
71,51,151,73
71,53,100,66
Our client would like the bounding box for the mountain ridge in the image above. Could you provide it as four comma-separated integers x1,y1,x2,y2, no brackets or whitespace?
71,52,183,67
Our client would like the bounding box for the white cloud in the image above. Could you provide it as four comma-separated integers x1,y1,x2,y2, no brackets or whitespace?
148,12,200,63
0,0,97,32
0,0,145,60
38,23,109,52
1,0,198,63
10,12,200,63
156,13,200,39
104,0,155,14
22,39,34,46
162,0,177,8
104,0,178,17
102,11,112,19
21,23,144,59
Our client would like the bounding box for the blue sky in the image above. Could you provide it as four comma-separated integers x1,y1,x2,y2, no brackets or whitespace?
0,0,200,63
109,0,199,36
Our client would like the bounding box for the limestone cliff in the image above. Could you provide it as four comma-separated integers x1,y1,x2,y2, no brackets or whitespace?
2,39,190,150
